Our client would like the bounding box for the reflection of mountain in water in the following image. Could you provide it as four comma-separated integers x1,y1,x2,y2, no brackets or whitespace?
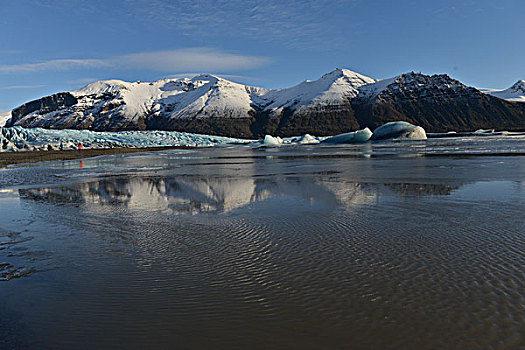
21,177,256,214
19,176,460,215
20,176,373,214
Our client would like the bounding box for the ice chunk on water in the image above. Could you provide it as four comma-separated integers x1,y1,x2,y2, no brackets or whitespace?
474,128,495,134
370,121,427,141
295,134,320,144
322,128,372,144
262,135,283,146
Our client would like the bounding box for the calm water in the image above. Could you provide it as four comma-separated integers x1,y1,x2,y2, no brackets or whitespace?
1,138,525,349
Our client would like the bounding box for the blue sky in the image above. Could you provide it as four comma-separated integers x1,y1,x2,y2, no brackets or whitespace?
1,0,524,111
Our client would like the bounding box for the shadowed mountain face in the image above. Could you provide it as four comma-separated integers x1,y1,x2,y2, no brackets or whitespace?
352,73,525,132
6,70,525,137
11,93,78,124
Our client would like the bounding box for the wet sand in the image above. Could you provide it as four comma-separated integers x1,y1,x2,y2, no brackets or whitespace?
0,146,197,168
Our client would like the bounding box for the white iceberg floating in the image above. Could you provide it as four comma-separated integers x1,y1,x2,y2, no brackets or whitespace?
370,121,427,141
295,134,320,144
322,128,372,144
261,135,284,146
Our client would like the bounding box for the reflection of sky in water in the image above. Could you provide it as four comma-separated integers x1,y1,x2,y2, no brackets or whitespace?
452,181,525,201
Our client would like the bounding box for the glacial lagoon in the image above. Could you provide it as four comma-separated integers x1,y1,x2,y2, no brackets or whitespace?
1,138,524,349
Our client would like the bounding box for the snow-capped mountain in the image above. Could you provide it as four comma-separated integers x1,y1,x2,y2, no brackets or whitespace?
352,72,525,131
256,68,377,136
357,73,472,102
8,75,269,137
481,80,525,103
6,69,525,136
263,68,375,114
0,111,11,127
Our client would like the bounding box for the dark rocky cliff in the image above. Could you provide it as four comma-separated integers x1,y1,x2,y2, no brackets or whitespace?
351,73,525,132
8,93,78,126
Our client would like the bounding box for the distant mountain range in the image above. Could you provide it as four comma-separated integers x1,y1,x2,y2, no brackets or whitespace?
5,69,525,137
0,111,11,127
480,80,525,103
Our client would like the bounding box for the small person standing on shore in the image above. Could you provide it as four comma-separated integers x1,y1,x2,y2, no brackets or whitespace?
78,143,82,152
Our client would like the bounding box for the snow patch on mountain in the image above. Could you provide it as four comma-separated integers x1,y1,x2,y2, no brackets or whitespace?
482,80,525,102
72,75,269,123
155,74,268,120
74,79,160,122
0,111,11,127
359,72,472,103
357,76,397,100
262,68,375,113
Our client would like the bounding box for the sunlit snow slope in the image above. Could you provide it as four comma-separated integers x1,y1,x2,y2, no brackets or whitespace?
482,80,525,103
0,111,11,127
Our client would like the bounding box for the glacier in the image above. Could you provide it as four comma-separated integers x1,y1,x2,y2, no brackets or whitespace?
0,126,252,152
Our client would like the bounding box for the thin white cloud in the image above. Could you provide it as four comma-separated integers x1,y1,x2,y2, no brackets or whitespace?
0,59,107,73
120,0,354,49
25,0,356,49
118,48,270,72
0,48,270,74
0,84,46,90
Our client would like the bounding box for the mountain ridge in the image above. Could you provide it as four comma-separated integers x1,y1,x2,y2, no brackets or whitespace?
6,69,525,137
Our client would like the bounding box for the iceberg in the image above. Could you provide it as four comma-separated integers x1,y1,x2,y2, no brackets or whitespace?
322,128,372,144
261,135,284,146
474,128,495,134
370,121,427,141
295,134,320,144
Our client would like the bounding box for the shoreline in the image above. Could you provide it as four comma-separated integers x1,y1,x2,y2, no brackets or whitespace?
0,146,198,168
